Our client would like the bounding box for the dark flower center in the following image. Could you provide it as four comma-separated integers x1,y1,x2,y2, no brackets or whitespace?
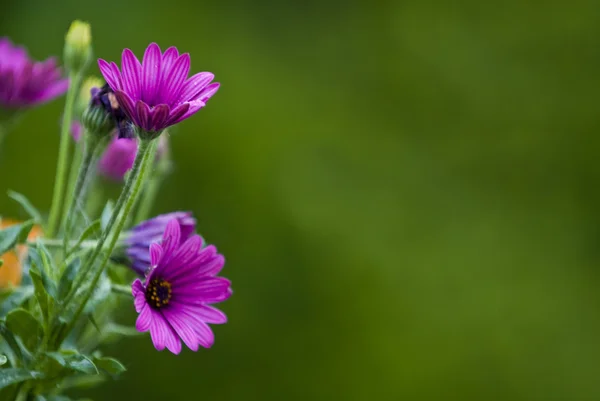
145,278,172,309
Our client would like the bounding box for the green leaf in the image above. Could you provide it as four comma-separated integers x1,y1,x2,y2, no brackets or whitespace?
68,220,100,256
0,368,43,389
29,247,57,300
0,286,34,317
58,257,80,300
0,321,26,362
0,220,34,254
46,351,98,375
92,356,126,376
0,354,7,365
29,267,50,324
7,190,43,223
0,259,3,268
100,200,114,231
6,309,42,351
84,273,111,314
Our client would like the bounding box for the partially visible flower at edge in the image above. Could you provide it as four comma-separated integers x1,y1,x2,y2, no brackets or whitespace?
0,37,69,109
132,219,231,353
0,219,43,288
125,212,196,276
98,42,220,136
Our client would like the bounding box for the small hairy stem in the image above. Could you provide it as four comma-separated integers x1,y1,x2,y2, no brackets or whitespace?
62,133,101,252
52,137,158,347
47,72,83,237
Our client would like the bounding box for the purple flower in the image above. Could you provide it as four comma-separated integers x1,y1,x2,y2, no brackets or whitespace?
125,212,196,275
98,43,220,135
0,37,69,108
98,136,138,181
132,219,231,353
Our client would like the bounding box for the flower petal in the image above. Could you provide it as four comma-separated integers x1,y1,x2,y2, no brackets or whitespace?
98,59,121,91
150,104,170,131
170,302,227,324
178,72,214,103
135,100,152,131
136,302,153,331
153,219,181,273
114,90,137,123
169,99,205,125
195,82,220,103
161,219,181,257
149,242,163,267
162,53,190,105
164,102,190,126
160,47,179,76
132,279,144,297
163,307,199,352
141,43,162,105
32,78,69,105
134,292,147,312
149,310,169,351
121,48,142,99
162,235,203,277
167,303,215,348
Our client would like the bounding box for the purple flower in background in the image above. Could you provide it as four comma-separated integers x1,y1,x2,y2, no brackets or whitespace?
0,37,69,108
132,219,231,353
125,212,196,275
98,136,138,181
71,121,83,141
98,43,219,135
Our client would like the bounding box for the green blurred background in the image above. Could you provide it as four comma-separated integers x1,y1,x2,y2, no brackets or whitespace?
3,0,600,399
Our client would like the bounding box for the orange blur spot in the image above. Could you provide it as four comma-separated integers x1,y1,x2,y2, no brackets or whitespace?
0,219,43,288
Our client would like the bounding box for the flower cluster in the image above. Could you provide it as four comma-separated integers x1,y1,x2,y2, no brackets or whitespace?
0,20,230,400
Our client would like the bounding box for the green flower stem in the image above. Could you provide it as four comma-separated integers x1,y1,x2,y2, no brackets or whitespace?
53,137,157,347
133,155,169,225
62,133,102,252
47,72,83,237
111,283,134,296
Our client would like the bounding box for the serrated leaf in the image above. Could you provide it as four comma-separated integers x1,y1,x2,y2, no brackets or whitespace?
58,257,80,300
0,354,7,365
68,221,100,257
6,309,42,351
100,201,114,231
46,351,98,375
0,220,34,254
92,357,126,376
0,368,44,389
7,190,43,223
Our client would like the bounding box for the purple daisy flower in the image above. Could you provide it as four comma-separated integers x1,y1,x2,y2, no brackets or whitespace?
98,135,138,181
125,212,196,275
97,43,220,135
132,219,231,353
0,37,69,108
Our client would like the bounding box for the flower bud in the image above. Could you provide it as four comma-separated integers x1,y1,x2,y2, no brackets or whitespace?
76,76,104,116
64,20,93,73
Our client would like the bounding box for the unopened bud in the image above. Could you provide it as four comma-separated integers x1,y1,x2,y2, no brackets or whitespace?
64,20,93,73
76,76,103,116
